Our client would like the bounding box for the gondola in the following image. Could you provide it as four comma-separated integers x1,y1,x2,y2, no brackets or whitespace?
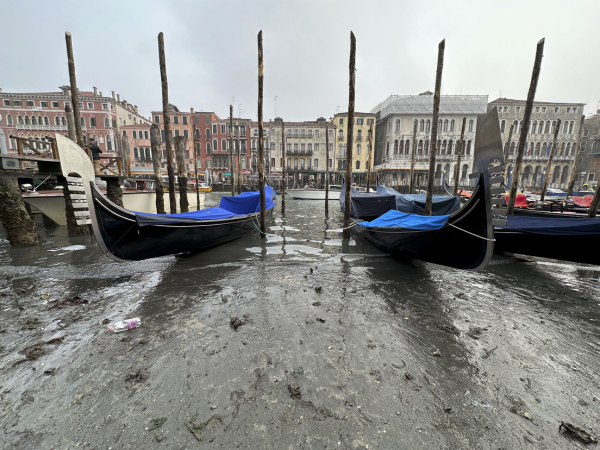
340,108,505,271
54,135,275,262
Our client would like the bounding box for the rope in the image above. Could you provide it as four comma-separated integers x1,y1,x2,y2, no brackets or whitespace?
444,222,495,242
252,220,269,236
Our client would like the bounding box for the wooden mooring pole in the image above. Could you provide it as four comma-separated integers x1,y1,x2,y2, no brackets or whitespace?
424,39,445,216
236,122,241,195
507,38,545,216
282,121,287,214
192,108,200,210
367,122,375,193
174,136,189,213
65,103,76,142
324,124,329,214
502,123,514,188
409,121,417,194
257,31,266,237
150,124,166,214
540,119,561,202
229,106,235,196
0,171,41,246
567,115,586,197
65,32,84,149
453,117,467,196
121,133,131,178
158,32,177,214
343,32,356,240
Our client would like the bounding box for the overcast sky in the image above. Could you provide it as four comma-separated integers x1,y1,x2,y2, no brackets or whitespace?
2,0,599,122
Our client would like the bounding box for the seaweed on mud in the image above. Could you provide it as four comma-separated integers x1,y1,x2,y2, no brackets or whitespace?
186,414,223,441
21,318,41,330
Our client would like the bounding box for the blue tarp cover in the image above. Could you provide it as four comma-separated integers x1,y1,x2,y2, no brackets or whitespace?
376,185,460,215
359,210,449,230
135,187,275,227
498,215,600,236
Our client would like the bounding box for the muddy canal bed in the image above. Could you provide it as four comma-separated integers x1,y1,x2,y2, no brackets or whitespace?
0,196,599,449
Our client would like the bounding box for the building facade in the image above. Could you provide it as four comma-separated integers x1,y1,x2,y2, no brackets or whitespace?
489,98,585,189
0,86,149,166
578,112,600,187
372,93,487,188
332,112,376,180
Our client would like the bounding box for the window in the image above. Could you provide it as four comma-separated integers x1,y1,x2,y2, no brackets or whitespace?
338,129,343,139
133,130,137,139
206,128,211,139
6,114,12,125
443,120,448,132
25,115,30,125
44,116,48,125
356,144,361,155
513,120,519,134
39,101,48,108
573,107,577,113
211,124,217,134
174,130,180,137
329,129,333,137
106,135,112,150
287,143,291,152
182,116,187,125
154,116,160,123
307,143,312,152
62,117,66,126
90,116,97,128
13,100,22,107
531,121,537,134
542,107,546,113
339,118,344,125
468,120,474,132
500,120,506,133
222,139,226,151
314,143,319,152
183,130,188,139
438,120,442,131
294,129,299,137
516,107,521,113
220,124,225,134
240,124,246,136
420,120,424,131
3,100,10,106
294,143,298,151
367,119,374,125
314,158,318,167
26,100,34,107
426,120,431,132
569,121,574,134
357,130,362,140
395,120,400,132
174,116,179,125
211,139,217,151
315,129,320,136
32,116,37,125
450,119,455,132
79,102,84,109
551,121,557,134
355,160,361,170
357,118,364,125
17,115,23,124
160,130,165,142
301,129,306,137
544,121,550,134
88,103,94,109
134,147,139,159
535,106,540,112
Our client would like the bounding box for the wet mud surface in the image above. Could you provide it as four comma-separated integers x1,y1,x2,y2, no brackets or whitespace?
0,194,599,449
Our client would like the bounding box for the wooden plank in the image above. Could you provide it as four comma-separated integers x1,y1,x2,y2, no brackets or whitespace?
490,187,504,195
76,219,92,225
489,176,504,185
66,176,83,183
469,172,479,179
69,194,87,200
0,155,59,163
493,219,508,226
73,210,90,217
491,197,506,205
492,208,507,215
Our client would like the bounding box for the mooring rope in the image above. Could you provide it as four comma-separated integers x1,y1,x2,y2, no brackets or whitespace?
444,222,496,242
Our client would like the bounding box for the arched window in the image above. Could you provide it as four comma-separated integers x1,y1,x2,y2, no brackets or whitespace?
448,140,453,154
195,129,200,139
395,120,400,132
133,130,137,139
6,114,13,125
81,117,85,128
566,142,572,156
500,120,506,133
531,121,538,134
426,120,431,132
32,116,37,125
425,140,429,155
103,117,108,128
466,140,472,155
535,142,541,155
441,140,447,154
205,128,211,139
222,139,226,151
551,121,557,134
107,135,112,151
562,121,569,134
145,131,149,139
146,148,151,160
25,116,30,125
62,117,67,126
54,116,60,126
572,143,577,156
44,116,49,126
510,142,516,154
511,120,517,134
405,139,410,155
438,120,442,131
339,129,344,139
356,144,361,155
207,142,211,153
418,140,423,154
544,121,550,134
450,119,455,132
38,116,42,125
357,129,362,140
443,120,448,132
386,141,390,155
356,160,360,170
543,142,548,155
394,140,398,154
213,139,218,151
569,121,574,134
18,115,23,125
420,120,424,131
467,120,473,132
134,147,139,159
461,164,469,180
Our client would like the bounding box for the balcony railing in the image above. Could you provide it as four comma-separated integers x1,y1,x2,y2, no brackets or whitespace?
16,124,72,132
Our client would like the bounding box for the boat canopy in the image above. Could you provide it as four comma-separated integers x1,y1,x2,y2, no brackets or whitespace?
504,194,528,207
498,215,600,236
359,210,449,230
376,185,460,215
135,187,275,227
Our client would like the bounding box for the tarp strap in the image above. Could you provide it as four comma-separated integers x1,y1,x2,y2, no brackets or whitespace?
444,222,495,242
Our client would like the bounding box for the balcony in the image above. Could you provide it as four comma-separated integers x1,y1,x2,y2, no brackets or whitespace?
286,150,313,156
16,124,70,132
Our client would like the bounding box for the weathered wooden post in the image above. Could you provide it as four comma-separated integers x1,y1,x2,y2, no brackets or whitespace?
150,124,166,214
192,108,200,210
65,32,84,148
366,122,375,193
324,124,329,214
540,119,561,202
257,30,266,237
65,103,76,142
174,136,189,212
507,38,545,215
282,121,287,214
343,32,356,240
236,123,241,195
408,121,417,194
502,123,514,187
588,183,600,217
121,134,131,178
158,32,177,214
453,117,467,196
229,106,235,196
0,171,41,246
425,39,445,216
567,115,586,197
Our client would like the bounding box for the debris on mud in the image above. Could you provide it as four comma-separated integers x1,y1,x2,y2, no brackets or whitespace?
369,369,382,382
436,323,459,334
287,383,302,399
432,349,441,357
48,296,88,310
312,301,321,306
404,372,414,381
467,326,487,340
22,343,46,360
230,316,245,330
316,317,326,323
125,370,149,384
147,417,167,431
43,367,56,375
481,346,499,359
186,414,223,442
510,405,533,421
559,422,597,444
455,292,465,298
21,318,41,330
315,286,322,293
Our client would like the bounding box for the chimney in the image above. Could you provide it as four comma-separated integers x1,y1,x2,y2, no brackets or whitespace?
134,106,138,114
117,93,121,102
93,86,98,96
123,100,128,108
99,91,102,97
112,91,116,100
191,108,194,114
0,88,3,93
